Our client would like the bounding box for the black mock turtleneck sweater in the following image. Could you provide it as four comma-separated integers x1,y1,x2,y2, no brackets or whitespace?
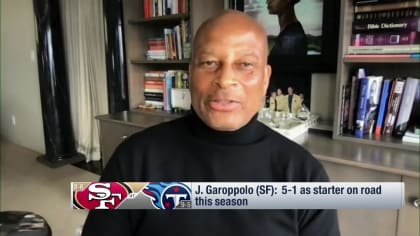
82,111,340,236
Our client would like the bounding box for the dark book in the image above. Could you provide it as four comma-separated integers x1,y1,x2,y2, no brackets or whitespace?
144,96,164,102
348,69,366,132
351,32,419,45
383,79,406,134
354,0,418,6
355,76,384,137
406,82,420,132
375,79,392,136
393,77,419,136
340,85,352,134
355,7,419,21
355,1,420,13
144,92,164,98
352,17,420,33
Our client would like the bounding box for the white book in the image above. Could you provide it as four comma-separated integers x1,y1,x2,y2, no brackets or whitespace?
348,45,420,54
174,25,182,60
402,135,420,144
394,77,419,135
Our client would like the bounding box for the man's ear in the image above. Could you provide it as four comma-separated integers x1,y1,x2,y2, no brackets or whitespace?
263,64,272,93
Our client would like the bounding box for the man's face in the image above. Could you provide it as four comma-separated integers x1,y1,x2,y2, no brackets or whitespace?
288,87,293,95
267,0,290,15
190,27,271,131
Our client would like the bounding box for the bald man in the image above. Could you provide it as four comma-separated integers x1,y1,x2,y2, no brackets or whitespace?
82,11,340,236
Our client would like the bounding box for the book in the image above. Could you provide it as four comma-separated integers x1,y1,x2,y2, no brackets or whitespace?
354,0,418,6
366,76,384,134
402,129,420,143
347,44,420,54
348,69,366,132
351,32,419,46
354,78,369,137
355,1,420,13
352,17,420,33
383,79,406,134
375,79,392,135
393,77,419,136
340,85,351,134
344,53,420,58
355,7,419,21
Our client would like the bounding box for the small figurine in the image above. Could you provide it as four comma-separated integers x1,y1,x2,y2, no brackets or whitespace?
269,91,277,111
286,87,302,113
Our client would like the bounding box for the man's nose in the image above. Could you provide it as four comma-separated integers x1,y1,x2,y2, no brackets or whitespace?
214,64,238,88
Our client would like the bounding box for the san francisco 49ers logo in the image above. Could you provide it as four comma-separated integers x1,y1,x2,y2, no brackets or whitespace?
73,182,131,209
142,182,191,209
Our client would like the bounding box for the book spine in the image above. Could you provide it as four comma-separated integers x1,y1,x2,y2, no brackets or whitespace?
354,7,419,21
355,78,370,137
354,0,417,6
352,17,420,32
375,79,392,135
407,83,420,131
347,44,420,54
393,77,420,136
348,76,359,131
355,1,420,13
340,85,351,134
364,76,384,134
144,96,163,102
351,32,419,46
144,92,164,98
383,80,406,134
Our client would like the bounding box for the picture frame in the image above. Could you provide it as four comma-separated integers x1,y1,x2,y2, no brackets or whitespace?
228,0,340,73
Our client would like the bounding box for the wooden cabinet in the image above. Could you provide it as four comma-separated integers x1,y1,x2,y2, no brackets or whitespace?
97,110,178,167
332,0,420,152
98,120,143,168
322,161,400,236
397,176,419,236
321,161,419,236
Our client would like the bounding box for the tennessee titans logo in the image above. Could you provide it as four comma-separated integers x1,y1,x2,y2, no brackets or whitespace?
142,182,191,209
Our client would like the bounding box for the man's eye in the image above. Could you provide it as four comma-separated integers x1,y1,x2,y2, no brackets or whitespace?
199,61,219,69
239,62,254,69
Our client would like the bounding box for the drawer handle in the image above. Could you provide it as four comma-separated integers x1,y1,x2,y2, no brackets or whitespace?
120,135,128,140
413,199,420,208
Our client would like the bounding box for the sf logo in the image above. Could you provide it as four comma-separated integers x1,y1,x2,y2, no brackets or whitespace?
74,182,130,209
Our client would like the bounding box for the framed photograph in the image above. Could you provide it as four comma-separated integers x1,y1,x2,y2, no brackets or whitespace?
228,0,340,73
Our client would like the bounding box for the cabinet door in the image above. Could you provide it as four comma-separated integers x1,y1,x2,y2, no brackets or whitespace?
397,176,419,236
99,121,143,168
321,161,400,236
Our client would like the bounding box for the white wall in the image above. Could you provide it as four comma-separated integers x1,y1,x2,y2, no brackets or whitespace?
1,0,45,153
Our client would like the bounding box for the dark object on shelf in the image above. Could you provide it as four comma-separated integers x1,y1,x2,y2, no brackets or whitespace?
33,0,85,168
104,0,129,113
0,211,52,236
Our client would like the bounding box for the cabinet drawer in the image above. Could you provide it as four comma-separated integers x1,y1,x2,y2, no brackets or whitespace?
99,121,143,168
397,176,419,236
321,161,400,236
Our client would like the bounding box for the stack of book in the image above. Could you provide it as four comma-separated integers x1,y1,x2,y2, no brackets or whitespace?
145,20,190,61
140,70,189,111
144,0,189,18
146,38,166,60
340,68,420,143
348,0,420,56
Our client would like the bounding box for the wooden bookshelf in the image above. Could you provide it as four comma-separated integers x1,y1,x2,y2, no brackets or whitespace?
131,59,190,64
332,0,420,152
122,0,225,109
343,56,420,64
128,14,190,24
